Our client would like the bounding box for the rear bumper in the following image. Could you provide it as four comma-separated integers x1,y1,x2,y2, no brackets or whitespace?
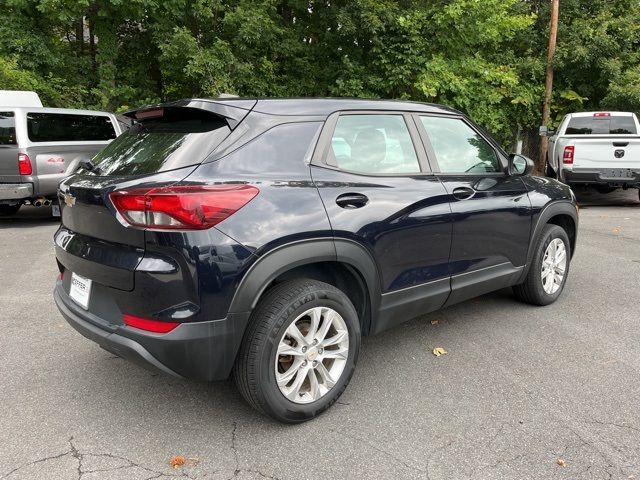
0,183,33,201
563,169,640,187
54,282,250,381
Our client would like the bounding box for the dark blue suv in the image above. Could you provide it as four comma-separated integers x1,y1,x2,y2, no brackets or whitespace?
53,98,578,422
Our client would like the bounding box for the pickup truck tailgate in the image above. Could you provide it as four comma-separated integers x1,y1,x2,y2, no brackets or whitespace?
572,137,640,170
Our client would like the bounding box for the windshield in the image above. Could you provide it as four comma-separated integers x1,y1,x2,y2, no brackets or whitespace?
92,108,230,176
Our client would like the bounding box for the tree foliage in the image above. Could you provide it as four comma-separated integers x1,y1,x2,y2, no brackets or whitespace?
0,0,638,148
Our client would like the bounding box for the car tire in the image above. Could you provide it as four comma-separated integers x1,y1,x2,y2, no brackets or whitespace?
0,204,21,216
513,224,571,306
234,279,360,423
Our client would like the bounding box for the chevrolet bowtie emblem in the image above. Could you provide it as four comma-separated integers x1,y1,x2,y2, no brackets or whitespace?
63,193,76,207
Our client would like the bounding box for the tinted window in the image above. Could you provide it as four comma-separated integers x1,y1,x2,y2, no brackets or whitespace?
27,113,116,142
420,116,501,173
92,108,230,176
0,111,16,145
211,122,322,175
329,115,420,174
565,116,637,135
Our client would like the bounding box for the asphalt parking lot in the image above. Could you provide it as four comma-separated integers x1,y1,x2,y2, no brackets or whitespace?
1,188,639,480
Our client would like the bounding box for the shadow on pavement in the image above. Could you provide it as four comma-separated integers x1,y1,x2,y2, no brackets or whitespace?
0,205,60,229
573,186,639,208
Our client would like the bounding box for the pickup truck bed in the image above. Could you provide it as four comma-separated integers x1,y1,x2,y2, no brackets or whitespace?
547,112,640,194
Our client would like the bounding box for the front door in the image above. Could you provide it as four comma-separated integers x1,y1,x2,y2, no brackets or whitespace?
416,114,532,305
310,112,453,333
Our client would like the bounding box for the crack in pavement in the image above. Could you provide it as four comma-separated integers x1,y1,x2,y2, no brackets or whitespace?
227,422,282,480
1,437,196,480
328,427,427,476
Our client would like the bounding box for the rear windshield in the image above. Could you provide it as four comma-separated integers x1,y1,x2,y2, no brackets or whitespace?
27,113,117,142
0,111,16,145
91,108,230,176
565,116,637,135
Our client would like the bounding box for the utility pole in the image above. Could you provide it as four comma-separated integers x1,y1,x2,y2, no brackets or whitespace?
539,0,560,173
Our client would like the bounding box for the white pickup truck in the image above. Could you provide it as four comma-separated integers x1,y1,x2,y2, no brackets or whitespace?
546,111,640,197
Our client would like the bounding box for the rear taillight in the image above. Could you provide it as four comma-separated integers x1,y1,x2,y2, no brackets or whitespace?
109,184,259,230
123,314,179,334
18,153,32,175
593,112,611,117
563,146,575,165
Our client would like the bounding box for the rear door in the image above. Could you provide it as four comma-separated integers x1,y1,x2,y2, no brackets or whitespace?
416,114,532,305
0,111,19,181
56,104,246,291
310,111,453,332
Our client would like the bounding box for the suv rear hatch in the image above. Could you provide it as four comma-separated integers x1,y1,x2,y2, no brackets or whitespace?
55,99,256,291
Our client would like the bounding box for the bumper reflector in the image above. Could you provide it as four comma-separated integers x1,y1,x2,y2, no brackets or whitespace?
123,314,179,334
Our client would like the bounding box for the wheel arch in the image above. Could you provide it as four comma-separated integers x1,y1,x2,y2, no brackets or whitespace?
228,238,381,336
519,200,578,282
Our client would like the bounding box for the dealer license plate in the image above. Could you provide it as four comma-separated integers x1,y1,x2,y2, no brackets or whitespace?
69,272,92,310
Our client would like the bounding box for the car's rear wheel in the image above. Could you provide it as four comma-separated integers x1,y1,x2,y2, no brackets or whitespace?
0,204,21,216
514,224,571,306
234,279,360,423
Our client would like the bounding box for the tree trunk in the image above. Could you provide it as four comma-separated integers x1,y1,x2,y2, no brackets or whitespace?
538,0,560,173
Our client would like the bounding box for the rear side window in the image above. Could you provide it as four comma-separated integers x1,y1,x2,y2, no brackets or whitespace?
27,113,116,142
92,107,230,176
565,116,637,135
0,111,16,145
328,114,420,174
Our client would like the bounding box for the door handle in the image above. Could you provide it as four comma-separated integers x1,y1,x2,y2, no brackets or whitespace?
336,193,369,209
451,186,475,200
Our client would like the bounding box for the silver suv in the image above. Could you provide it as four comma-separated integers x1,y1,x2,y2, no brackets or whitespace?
0,107,128,216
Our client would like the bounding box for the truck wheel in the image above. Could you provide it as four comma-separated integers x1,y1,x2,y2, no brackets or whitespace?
545,161,557,179
234,279,360,423
514,224,571,306
0,204,21,216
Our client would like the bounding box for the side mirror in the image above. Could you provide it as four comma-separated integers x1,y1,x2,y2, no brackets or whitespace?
509,154,535,176
539,125,555,137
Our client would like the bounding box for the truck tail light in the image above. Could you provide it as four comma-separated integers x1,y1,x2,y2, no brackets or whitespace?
593,112,611,117
563,146,575,165
18,153,32,175
123,314,179,334
109,184,259,230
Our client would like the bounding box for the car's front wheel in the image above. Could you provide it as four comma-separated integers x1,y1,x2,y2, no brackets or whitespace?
234,279,360,423
514,224,571,306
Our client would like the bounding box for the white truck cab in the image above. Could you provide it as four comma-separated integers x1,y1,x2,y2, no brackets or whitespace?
546,111,640,196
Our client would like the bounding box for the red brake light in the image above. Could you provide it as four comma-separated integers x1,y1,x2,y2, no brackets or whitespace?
563,146,575,165
18,153,32,175
123,314,179,333
593,112,610,117
109,184,259,230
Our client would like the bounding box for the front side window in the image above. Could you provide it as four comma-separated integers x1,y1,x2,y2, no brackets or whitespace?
420,116,501,174
27,113,117,142
0,111,16,145
329,114,420,174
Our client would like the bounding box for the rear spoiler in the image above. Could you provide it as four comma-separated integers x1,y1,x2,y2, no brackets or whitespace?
123,98,257,130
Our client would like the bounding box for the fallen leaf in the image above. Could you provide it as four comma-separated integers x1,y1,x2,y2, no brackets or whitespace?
557,458,566,467
433,347,447,357
431,319,439,325
170,456,186,468
612,227,621,234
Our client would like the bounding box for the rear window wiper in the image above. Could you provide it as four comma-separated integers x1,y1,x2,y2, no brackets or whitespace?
79,159,103,176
